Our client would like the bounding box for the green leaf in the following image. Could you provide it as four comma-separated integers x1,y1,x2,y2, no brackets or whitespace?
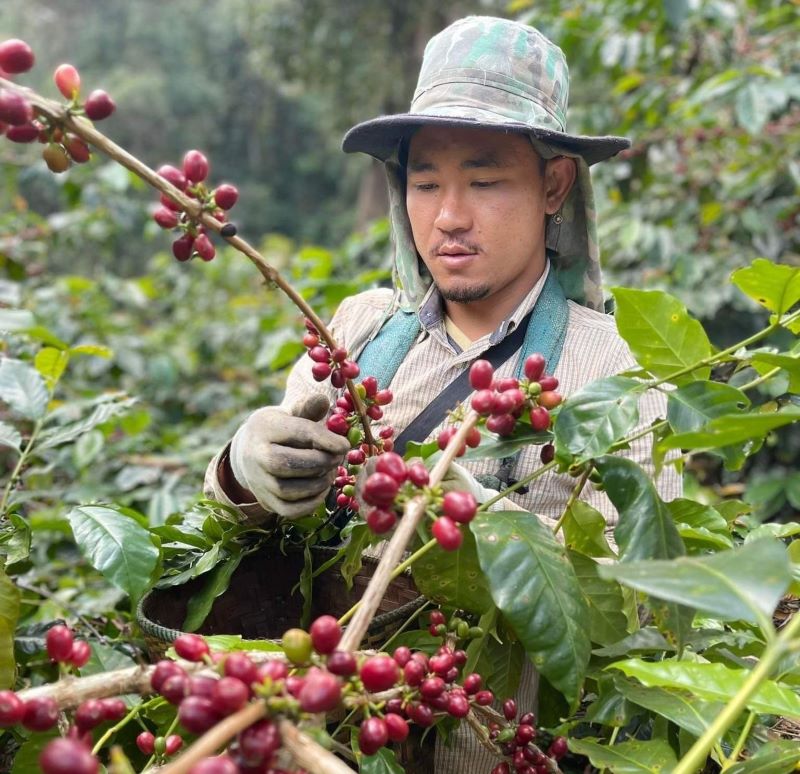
660,408,800,451
340,524,378,590
563,500,615,558
731,259,800,315
39,395,137,449
202,635,282,652
412,524,493,614
568,738,678,774
10,730,59,774
69,343,114,359
461,426,550,461
592,628,673,658
569,551,628,646
471,511,590,705
599,539,789,625
750,352,800,392
0,308,34,331
0,566,20,688
667,381,750,432
34,347,69,391
184,553,243,632
553,376,641,463
596,457,685,563
610,659,800,718
668,499,733,551
614,678,724,738
0,421,21,453
359,746,404,774
0,513,31,565
0,358,49,420
612,287,712,384
474,626,526,700
66,505,160,606
725,740,800,774
73,429,105,469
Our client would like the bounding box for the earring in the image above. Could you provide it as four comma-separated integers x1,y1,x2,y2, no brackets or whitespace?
552,211,563,224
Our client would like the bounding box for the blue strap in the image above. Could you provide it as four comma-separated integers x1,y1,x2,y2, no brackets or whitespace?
356,269,569,389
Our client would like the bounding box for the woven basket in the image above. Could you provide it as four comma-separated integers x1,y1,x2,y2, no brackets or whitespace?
137,544,424,659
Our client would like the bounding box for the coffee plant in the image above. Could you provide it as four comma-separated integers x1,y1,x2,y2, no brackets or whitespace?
1,34,800,774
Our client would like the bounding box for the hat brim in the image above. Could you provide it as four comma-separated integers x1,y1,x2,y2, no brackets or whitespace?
343,114,630,166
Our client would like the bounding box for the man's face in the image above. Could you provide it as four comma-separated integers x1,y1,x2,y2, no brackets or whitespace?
406,125,552,310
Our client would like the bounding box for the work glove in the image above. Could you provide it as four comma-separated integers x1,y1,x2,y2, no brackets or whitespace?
229,394,351,519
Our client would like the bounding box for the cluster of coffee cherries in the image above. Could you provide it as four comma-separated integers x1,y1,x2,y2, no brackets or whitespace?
301,317,361,388
0,624,126,774
153,149,239,263
0,39,115,173
360,451,477,549
460,354,562,440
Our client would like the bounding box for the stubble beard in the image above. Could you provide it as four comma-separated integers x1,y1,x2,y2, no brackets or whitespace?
437,282,492,304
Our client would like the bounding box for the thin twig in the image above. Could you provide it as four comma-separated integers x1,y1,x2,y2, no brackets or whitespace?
15,581,107,643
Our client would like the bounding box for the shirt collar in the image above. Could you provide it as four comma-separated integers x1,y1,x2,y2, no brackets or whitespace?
417,259,552,347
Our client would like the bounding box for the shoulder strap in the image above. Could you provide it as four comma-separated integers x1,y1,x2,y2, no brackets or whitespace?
355,309,420,391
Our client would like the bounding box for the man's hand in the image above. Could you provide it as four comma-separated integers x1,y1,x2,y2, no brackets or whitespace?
228,394,351,519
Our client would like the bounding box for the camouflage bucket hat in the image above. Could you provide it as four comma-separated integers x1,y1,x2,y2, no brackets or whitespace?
343,16,631,312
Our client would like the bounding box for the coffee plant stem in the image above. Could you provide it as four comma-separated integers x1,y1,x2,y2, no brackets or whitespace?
723,710,757,769
92,698,155,756
673,609,800,774
278,718,356,774
0,77,376,452
16,580,107,642
551,464,593,536
648,308,800,391
478,460,558,512
338,411,481,651
737,365,783,392
0,417,43,515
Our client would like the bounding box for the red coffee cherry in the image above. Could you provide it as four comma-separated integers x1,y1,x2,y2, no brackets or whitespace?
462,673,482,694
326,413,348,434
358,716,389,756
374,452,407,484
136,731,156,755
312,362,332,381
187,755,239,774
54,64,81,99
486,413,516,437
392,645,412,667
384,712,409,742
360,376,378,397
64,135,91,163
0,39,34,73
366,507,397,535
100,697,126,722
239,719,281,763
491,764,511,774
524,354,546,382
83,90,115,121
46,624,74,663
326,650,357,677
516,724,536,744
0,90,33,125
75,698,106,730
194,233,216,262
69,640,92,668
222,652,257,686
494,377,520,392
366,404,383,420
302,332,319,348
211,676,249,715
502,698,517,720
538,375,559,392
447,693,470,718
172,234,195,262
256,659,289,684
360,655,400,692
420,676,445,699
471,389,495,416
157,164,187,191
174,632,210,662
407,462,430,488
347,448,366,465
182,149,209,183
474,689,494,705
442,491,477,524
213,184,239,210
432,516,462,551
22,697,59,731
465,426,482,448
429,609,446,626
159,673,188,705
374,388,393,406
538,390,562,409
39,738,98,774
362,472,399,508
0,690,24,726
309,615,342,655
298,668,342,713
429,650,455,677
165,734,183,755
151,659,185,692
540,443,555,464
529,406,551,432
406,701,434,727
5,121,40,143
549,735,568,759
469,359,494,390
437,426,466,456
153,206,179,229
403,658,425,687
178,695,219,734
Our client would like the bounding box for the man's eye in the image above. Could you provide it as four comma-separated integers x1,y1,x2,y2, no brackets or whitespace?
472,180,498,188
413,183,438,192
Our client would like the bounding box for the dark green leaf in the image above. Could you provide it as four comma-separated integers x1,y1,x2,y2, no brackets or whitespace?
612,288,712,383
299,544,313,629
610,659,800,717
0,358,48,420
10,730,59,774
39,395,137,449
668,499,733,551
751,352,800,392
731,259,800,315
412,524,493,614
584,674,637,726
66,505,160,606
660,408,800,451
725,740,800,774
471,511,590,704
360,746,404,774
0,513,31,565
553,376,641,463
340,524,379,590
184,553,243,632
568,737,678,773
592,628,674,658
614,677,723,738
0,566,20,688
599,539,789,625
474,625,525,701
569,551,628,646
563,500,616,558
461,426,550,461
667,381,750,433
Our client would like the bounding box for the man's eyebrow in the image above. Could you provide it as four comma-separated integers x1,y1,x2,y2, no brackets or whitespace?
407,153,507,174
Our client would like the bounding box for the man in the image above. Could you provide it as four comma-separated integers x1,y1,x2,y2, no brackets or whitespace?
205,15,680,772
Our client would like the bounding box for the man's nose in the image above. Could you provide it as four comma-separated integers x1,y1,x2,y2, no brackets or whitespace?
433,188,472,233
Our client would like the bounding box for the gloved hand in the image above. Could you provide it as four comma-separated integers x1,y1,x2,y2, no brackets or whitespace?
228,394,351,519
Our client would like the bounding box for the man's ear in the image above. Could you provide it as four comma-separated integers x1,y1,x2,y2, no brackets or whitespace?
544,157,577,214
